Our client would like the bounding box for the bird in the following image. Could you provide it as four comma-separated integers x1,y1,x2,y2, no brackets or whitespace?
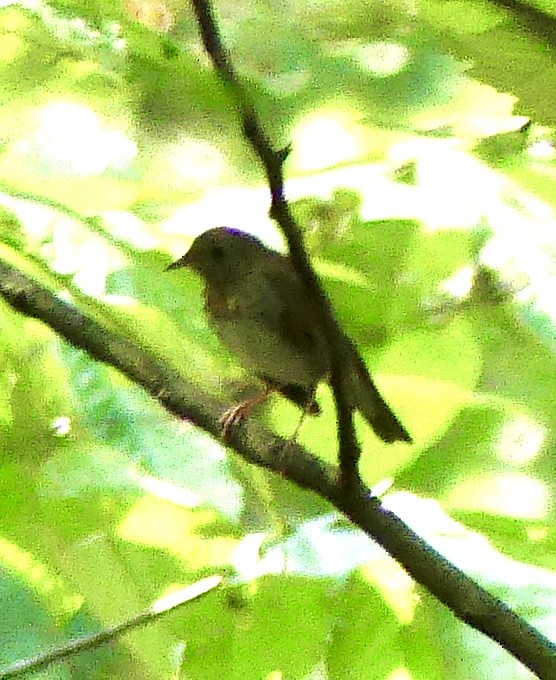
166,227,411,443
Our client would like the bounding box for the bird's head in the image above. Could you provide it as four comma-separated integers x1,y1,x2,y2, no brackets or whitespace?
166,227,269,287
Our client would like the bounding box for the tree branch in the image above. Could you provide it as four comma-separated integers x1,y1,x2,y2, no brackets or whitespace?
489,0,556,51
190,0,362,488
0,261,555,677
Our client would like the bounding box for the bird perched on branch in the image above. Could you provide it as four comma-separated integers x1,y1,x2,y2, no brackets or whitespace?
166,227,410,443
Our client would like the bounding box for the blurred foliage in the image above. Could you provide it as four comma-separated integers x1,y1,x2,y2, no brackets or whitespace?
1,0,556,678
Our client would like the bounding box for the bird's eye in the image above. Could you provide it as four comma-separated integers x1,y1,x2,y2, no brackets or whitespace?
210,245,225,260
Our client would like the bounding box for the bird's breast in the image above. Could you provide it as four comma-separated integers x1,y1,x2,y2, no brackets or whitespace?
205,283,326,388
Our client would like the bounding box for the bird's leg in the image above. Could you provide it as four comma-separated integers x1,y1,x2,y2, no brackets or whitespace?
289,397,314,442
219,384,274,439
274,387,318,471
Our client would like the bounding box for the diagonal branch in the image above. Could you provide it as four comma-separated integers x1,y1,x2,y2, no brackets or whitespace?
0,260,555,677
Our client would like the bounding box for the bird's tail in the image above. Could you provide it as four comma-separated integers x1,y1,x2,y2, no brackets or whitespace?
345,338,411,444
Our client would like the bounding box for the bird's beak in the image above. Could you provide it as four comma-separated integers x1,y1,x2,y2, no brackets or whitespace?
165,252,192,272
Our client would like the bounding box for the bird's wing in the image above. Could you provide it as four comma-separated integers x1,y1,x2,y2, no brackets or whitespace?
261,257,411,443
261,257,327,363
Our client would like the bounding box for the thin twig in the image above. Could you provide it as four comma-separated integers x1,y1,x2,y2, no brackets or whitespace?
0,576,222,679
190,0,362,489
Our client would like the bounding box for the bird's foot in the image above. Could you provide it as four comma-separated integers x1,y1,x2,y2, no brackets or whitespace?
219,402,249,439
219,388,271,439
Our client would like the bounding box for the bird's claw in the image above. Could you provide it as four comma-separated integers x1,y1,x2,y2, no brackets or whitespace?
219,403,250,439
218,388,272,440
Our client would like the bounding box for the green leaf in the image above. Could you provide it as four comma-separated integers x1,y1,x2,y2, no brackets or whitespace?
179,576,334,680
328,573,402,680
